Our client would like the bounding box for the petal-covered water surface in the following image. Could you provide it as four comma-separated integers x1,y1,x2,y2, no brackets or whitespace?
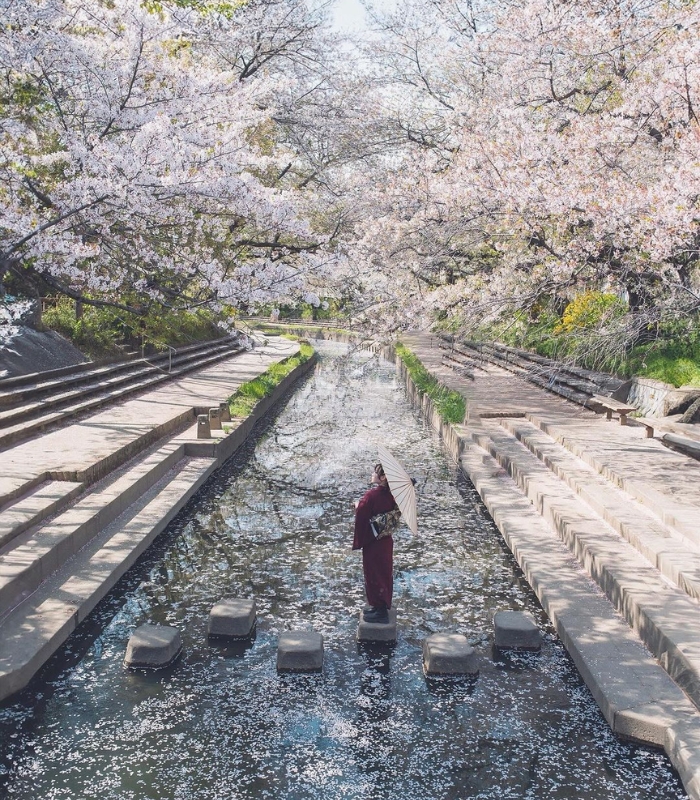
0,342,687,799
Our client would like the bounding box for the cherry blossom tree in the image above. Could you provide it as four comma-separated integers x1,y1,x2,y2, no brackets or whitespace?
345,0,700,341
0,0,342,317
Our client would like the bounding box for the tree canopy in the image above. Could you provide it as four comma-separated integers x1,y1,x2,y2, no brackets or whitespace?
1,0,699,345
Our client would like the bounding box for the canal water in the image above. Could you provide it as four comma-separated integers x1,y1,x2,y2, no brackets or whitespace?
0,342,687,799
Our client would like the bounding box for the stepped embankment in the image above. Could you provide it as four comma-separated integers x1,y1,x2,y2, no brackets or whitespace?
0,335,315,701
397,332,700,799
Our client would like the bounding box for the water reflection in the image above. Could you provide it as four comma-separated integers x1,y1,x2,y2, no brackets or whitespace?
0,342,687,799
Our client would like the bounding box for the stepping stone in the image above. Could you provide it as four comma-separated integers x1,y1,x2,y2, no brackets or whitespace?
208,597,256,639
124,624,182,669
493,611,541,651
277,631,323,672
357,608,397,643
423,633,478,676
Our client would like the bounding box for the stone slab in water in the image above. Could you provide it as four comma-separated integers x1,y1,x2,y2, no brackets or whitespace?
208,597,256,639
124,624,182,669
277,631,323,672
357,608,397,643
423,633,478,676
494,610,541,651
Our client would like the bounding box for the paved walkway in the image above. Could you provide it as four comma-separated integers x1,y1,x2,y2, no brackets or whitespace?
0,336,298,502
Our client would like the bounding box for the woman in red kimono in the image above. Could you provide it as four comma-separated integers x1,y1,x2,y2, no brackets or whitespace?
353,463,397,624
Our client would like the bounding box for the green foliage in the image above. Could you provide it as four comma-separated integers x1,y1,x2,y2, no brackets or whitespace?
257,297,346,321
141,0,246,17
227,341,315,418
395,342,466,424
475,300,700,387
41,299,120,358
557,291,627,333
42,297,223,359
625,326,700,386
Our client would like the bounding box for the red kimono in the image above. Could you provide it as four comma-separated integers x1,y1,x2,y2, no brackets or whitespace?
353,484,397,609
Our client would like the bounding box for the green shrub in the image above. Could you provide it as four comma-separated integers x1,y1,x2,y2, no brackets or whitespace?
42,297,224,359
395,342,466,424
227,341,315,418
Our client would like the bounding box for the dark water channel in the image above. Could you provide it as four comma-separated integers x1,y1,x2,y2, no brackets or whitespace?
0,342,687,799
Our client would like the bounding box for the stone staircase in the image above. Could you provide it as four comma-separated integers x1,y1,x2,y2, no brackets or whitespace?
463,412,700,712
438,336,626,405
0,430,221,701
0,336,242,450
0,436,217,700
0,335,307,702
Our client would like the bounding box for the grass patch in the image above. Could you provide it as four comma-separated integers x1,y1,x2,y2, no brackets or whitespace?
395,342,466,424
626,347,700,386
227,341,315,418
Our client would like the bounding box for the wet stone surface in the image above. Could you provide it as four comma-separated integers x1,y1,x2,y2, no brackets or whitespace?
0,342,688,799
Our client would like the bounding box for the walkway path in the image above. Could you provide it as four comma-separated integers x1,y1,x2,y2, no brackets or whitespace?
401,332,700,799
0,336,296,499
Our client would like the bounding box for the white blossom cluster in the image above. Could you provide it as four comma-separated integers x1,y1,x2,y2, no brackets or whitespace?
0,0,339,313
341,0,700,333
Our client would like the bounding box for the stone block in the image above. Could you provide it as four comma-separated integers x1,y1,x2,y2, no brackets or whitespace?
209,407,222,430
208,597,256,639
219,402,231,422
493,611,541,651
423,633,478,676
357,608,397,643
197,414,211,439
277,631,323,672
124,624,182,669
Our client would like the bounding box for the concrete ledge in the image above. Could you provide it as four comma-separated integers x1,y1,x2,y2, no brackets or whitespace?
357,608,397,643
0,480,83,550
277,631,323,672
667,718,700,799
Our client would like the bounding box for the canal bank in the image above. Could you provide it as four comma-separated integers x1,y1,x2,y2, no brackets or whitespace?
0,336,316,701
393,332,700,799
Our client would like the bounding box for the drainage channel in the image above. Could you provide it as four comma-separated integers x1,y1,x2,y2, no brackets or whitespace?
0,341,686,799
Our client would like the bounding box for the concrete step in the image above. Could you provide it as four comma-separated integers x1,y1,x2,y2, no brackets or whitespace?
470,419,700,710
0,340,242,451
529,413,700,547
0,480,84,550
0,363,157,428
458,441,697,749
0,336,235,409
0,454,217,702
0,442,186,618
459,341,626,405
498,417,700,600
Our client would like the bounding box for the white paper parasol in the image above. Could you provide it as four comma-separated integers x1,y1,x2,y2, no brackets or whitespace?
377,444,418,535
